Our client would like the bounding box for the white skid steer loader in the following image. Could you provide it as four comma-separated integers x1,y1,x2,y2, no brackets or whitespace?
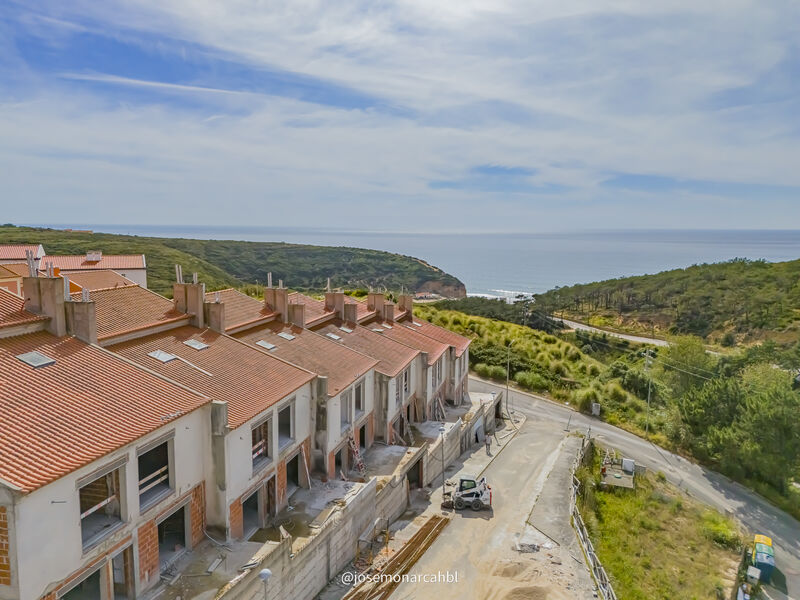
442,474,492,511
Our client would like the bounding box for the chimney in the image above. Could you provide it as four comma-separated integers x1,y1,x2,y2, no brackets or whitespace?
66,293,98,344
23,274,67,336
264,278,289,323
204,300,226,333
173,278,206,328
398,293,414,316
289,303,306,327
343,302,358,323
382,302,395,323
367,292,385,313
324,291,345,317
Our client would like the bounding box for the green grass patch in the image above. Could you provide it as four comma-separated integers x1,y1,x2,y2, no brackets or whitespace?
579,449,741,599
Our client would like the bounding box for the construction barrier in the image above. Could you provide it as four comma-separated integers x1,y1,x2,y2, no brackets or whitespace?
570,437,618,600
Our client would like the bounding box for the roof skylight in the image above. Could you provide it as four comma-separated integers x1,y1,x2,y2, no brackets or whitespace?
183,339,209,351
256,340,278,351
16,351,55,369
371,328,384,333
277,332,295,341
326,333,342,340
148,350,177,363
339,326,353,333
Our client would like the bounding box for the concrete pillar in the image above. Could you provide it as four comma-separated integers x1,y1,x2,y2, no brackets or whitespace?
24,277,67,336
343,302,357,323
398,294,414,315
174,283,205,328
65,300,98,344
204,301,226,333
288,303,305,327
210,401,229,529
367,292,384,313
382,302,395,322
325,291,345,318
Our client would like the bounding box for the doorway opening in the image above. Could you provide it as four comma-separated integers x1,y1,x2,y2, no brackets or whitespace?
112,547,134,599
359,424,367,451
242,490,260,539
62,569,101,600
287,454,300,496
158,507,187,571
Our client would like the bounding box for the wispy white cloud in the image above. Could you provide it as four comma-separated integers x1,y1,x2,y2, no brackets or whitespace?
1,0,799,230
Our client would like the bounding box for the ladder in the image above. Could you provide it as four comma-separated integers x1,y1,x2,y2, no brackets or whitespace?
348,434,366,476
404,414,415,446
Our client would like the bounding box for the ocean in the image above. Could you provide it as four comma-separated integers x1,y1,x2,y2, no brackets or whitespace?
36,226,800,298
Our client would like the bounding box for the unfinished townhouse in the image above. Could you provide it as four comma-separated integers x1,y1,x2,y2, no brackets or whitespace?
0,282,211,600
208,289,381,480
77,282,317,544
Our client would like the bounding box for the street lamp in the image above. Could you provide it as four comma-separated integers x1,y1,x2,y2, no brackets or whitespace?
259,568,272,600
439,425,446,502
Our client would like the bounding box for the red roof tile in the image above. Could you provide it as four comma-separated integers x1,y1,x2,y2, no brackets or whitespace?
0,287,47,330
46,254,146,271
234,322,377,397
312,319,419,378
66,270,135,291
71,285,189,341
370,321,448,366
401,318,471,357
0,263,32,278
110,326,314,429
205,289,276,331
0,244,42,261
0,332,209,493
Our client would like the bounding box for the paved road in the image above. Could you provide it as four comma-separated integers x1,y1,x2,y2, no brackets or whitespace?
392,420,595,600
560,318,670,347
472,377,800,600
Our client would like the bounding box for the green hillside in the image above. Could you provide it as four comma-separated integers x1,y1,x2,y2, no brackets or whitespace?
534,258,800,345
0,225,466,298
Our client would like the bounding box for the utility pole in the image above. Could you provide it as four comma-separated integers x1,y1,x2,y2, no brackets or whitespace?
506,344,511,419
644,349,653,439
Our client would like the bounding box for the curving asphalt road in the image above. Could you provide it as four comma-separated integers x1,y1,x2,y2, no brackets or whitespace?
560,318,670,347
470,377,800,600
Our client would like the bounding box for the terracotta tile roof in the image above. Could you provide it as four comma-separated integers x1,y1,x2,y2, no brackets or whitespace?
0,263,32,278
312,319,419,378
0,332,209,493
71,285,189,341
205,289,276,331
289,292,335,326
0,244,42,261
370,321,448,366
66,270,135,291
110,326,314,429
234,322,378,397
46,254,146,271
0,287,47,330
402,318,471,357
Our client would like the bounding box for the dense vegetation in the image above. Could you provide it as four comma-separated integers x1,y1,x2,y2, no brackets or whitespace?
533,258,800,344
431,296,563,332
0,225,465,297
577,445,740,599
415,305,800,519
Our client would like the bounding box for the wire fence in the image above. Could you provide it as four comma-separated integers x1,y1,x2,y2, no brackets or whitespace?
570,438,618,600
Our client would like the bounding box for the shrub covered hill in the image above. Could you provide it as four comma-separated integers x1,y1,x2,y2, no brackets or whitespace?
533,257,800,345
0,225,466,298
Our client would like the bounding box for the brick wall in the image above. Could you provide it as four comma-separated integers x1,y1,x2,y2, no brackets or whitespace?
301,438,312,480
229,498,243,541
0,506,9,586
190,485,205,547
137,521,159,586
327,450,336,481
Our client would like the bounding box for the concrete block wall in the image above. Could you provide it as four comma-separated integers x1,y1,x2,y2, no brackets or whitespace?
375,476,409,524
422,426,462,489
218,478,380,600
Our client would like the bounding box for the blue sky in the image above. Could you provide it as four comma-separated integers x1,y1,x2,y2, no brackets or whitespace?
1,1,799,232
